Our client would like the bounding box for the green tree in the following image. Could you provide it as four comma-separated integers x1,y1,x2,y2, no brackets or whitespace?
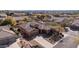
1,18,16,26
1,19,11,25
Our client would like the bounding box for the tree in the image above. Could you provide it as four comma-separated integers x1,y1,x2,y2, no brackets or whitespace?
1,19,11,25
1,17,16,26
10,18,16,26
23,18,29,23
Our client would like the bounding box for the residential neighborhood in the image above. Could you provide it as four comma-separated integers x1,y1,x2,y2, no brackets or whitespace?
0,10,79,48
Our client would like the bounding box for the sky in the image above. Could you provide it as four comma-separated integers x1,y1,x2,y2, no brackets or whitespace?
0,0,79,10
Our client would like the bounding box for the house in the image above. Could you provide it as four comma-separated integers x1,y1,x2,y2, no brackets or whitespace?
13,13,26,16
53,17,67,23
0,26,17,47
17,22,39,40
70,20,79,31
0,13,7,20
30,21,53,35
12,16,28,21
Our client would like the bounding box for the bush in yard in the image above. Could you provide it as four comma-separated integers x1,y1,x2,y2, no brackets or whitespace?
1,17,16,26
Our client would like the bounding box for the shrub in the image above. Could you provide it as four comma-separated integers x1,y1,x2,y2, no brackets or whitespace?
73,36,79,44
1,17,16,26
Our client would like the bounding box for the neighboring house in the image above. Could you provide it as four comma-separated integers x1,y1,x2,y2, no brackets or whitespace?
0,26,17,48
70,20,79,31
13,13,26,16
0,13,7,20
53,17,67,23
6,12,27,21
17,22,39,40
13,16,26,21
